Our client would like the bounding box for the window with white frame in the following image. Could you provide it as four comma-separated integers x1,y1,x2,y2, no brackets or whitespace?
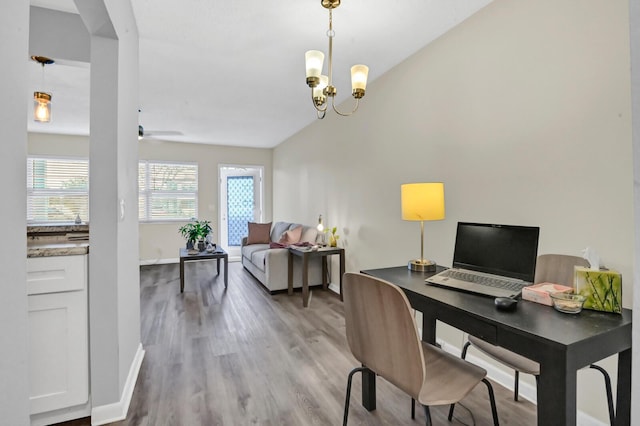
138,161,198,222
27,156,89,223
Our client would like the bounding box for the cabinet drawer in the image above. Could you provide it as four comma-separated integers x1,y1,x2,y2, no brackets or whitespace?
27,255,87,295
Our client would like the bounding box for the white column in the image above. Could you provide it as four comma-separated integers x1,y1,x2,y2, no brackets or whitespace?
75,0,142,417
0,0,30,424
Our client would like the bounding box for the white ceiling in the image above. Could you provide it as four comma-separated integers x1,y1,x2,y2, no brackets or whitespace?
28,0,492,148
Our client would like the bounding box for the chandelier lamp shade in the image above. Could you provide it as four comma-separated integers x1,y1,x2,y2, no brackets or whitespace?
32,55,54,123
304,0,369,119
401,182,446,272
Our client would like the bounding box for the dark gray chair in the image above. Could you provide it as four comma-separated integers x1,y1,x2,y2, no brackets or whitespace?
461,254,615,425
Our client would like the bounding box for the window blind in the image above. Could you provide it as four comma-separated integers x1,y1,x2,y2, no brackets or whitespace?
138,161,198,221
27,157,89,223
26,157,197,223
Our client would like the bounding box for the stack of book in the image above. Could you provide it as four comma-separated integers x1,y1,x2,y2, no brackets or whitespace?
522,282,574,306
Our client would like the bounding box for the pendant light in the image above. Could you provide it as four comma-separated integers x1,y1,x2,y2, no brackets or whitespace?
31,56,54,123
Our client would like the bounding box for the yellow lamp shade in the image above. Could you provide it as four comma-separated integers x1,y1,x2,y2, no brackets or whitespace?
401,182,445,221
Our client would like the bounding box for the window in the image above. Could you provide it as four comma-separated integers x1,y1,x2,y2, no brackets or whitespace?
26,157,198,223
27,156,89,223
138,161,198,222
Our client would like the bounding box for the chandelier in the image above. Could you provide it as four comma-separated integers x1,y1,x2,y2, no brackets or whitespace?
304,0,369,119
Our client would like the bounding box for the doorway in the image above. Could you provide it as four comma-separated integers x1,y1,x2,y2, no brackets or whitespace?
219,165,263,259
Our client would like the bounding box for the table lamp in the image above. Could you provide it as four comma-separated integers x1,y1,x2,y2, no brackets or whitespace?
401,182,445,272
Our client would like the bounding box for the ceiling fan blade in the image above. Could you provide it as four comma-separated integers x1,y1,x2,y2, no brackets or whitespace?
145,130,183,136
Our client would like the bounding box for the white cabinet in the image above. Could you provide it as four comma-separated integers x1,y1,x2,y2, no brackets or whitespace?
27,255,88,416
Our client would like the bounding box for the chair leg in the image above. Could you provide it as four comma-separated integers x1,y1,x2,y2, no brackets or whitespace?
514,370,520,401
448,403,456,421
461,341,471,359
423,405,432,426
589,364,615,426
411,398,415,419
343,367,368,426
482,378,500,426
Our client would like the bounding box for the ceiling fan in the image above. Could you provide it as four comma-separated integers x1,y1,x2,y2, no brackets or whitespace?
138,108,183,140
137,125,183,140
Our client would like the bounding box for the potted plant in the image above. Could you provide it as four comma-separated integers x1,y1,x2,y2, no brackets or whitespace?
325,226,340,247
179,220,212,251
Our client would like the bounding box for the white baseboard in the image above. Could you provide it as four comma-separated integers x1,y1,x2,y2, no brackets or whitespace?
328,282,340,295
437,340,606,426
91,343,145,426
139,256,241,266
139,258,177,266
30,401,91,426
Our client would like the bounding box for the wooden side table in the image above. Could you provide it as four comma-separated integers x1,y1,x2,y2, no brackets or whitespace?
179,247,228,293
288,246,345,307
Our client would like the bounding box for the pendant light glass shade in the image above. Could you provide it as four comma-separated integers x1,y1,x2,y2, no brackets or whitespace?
312,75,329,105
31,56,54,123
33,92,52,123
305,50,325,86
350,65,369,98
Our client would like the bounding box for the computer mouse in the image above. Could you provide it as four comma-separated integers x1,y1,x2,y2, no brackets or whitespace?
495,297,518,311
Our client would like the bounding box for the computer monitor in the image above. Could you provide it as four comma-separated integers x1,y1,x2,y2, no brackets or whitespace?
452,222,540,282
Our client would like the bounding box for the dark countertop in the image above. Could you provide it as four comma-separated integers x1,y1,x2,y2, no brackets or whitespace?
27,224,90,258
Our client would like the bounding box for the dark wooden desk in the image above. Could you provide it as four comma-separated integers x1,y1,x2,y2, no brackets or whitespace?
179,247,228,293
361,266,632,426
288,246,345,307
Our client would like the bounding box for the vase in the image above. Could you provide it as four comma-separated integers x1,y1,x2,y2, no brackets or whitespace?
186,241,195,250
329,234,337,247
198,240,206,252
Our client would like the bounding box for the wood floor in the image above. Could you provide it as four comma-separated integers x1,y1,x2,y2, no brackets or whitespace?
59,261,537,426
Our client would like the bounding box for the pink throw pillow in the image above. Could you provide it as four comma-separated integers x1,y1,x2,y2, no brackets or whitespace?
278,226,302,245
246,222,272,245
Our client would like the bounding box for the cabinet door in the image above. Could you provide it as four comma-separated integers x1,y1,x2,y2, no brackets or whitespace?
28,289,88,414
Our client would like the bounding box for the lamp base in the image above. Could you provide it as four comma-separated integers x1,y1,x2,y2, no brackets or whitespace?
408,259,437,272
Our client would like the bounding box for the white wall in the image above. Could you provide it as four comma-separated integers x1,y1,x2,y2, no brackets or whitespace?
29,6,89,63
273,0,632,423
138,141,272,262
0,1,31,424
27,134,273,263
629,0,640,422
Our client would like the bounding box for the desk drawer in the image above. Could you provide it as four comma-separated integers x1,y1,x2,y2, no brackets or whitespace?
431,305,498,344
464,320,497,344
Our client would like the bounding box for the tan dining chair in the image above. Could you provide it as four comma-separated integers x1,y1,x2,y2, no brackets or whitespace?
342,272,499,426
461,254,615,425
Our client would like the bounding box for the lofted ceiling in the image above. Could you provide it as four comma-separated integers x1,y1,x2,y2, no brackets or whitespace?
28,0,492,148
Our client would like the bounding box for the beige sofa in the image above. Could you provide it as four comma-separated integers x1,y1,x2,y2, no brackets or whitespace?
241,221,324,293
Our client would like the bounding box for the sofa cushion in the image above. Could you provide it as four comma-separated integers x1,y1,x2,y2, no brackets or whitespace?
247,222,272,244
242,243,269,261
300,226,318,243
270,221,292,242
279,226,302,245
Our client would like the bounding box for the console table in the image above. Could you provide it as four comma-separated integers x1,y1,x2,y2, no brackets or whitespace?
288,246,345,307
361,266,632,426
179,247,228,293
